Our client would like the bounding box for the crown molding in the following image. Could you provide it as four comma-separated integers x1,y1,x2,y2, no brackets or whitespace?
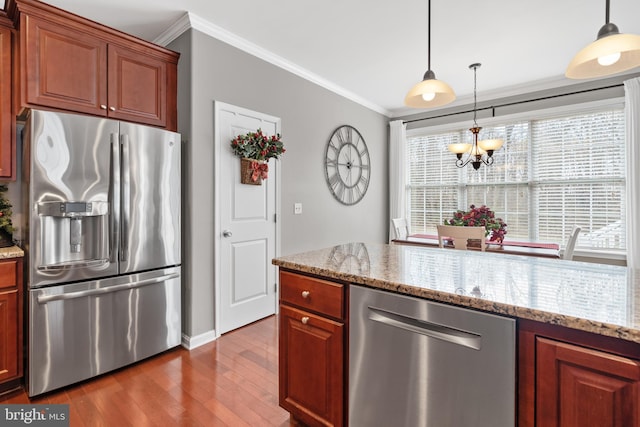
153,12,191,46
154,12,390,117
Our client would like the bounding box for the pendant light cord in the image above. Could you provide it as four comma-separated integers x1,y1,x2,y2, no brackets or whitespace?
605,0,610,24
472,65,478,126
427,0,431,70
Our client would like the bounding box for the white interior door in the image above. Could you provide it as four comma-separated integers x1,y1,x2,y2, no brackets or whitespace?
214,102,280,335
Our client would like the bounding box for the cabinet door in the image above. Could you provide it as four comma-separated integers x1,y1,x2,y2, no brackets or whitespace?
0,25,13,179
279,305,344,427
107,44,166,127
22,14,108,116
0,289,18,382
537,337,640,427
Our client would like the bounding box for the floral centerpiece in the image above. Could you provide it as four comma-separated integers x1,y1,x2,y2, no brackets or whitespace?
230,129,285,185
445,204,507,243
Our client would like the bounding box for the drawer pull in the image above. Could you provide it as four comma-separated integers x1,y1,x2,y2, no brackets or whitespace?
301,290,310,299
100,104,107,110
301,316,309,325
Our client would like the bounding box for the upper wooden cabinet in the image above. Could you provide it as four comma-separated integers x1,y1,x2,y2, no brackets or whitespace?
0,17,15,180
10,0,178,130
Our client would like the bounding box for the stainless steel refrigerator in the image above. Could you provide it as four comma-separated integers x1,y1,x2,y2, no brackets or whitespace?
23,109,182,396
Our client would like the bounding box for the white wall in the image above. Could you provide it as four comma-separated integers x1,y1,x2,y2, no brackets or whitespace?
169,29,389,338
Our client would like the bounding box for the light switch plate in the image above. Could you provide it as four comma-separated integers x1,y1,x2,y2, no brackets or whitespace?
294,203,302,215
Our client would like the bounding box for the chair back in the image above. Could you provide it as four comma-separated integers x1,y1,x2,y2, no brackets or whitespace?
562,225,581,260
437,225,487,251
391,218,409,240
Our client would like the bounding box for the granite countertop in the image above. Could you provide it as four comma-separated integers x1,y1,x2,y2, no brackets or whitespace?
273,242,640,344
0,245,24,259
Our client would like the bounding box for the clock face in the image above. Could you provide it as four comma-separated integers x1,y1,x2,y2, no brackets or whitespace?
324,125,370,205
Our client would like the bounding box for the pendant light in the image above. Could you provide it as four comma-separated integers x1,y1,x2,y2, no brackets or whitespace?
566,0,640,79
404,0,455,108
447,63,503,170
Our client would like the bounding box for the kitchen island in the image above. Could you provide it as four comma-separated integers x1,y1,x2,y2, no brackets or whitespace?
273,242,640,427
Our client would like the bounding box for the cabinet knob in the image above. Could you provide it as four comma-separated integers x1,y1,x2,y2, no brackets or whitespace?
301,290,310,299
301,316,309,325
109,106,116,111
100,104,107,110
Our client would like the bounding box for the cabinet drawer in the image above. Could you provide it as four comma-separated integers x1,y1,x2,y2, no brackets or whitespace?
280,271,344,320
0,260,17,290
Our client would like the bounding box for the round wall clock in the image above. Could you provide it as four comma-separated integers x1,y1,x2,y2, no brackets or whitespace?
324,125,370,205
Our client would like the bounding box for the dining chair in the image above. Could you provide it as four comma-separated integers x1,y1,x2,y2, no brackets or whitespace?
391,218,409,240
562,225,582,260
437,225,487,251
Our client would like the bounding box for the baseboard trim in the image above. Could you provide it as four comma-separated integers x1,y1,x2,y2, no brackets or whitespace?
181,330,217,350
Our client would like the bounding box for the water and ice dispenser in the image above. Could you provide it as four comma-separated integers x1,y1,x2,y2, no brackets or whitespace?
36,201,110,270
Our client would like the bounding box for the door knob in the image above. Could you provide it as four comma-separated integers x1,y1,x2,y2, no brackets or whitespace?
222,230,232,238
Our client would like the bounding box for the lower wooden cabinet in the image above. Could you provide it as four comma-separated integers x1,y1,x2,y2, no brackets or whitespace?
536,337,640,427
519,319,640,427
279,270,346,427
0,258,23,389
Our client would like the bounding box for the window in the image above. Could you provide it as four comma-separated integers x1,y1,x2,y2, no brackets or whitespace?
406,105,626,253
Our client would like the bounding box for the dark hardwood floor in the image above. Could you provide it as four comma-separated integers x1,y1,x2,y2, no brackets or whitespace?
1,316,291,426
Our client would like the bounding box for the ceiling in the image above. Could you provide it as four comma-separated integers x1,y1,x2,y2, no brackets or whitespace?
34,0,640,117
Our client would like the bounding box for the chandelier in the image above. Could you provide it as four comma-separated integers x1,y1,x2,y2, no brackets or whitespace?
447,63,503,170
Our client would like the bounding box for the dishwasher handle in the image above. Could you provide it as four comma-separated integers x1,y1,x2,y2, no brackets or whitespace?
368,306,482,350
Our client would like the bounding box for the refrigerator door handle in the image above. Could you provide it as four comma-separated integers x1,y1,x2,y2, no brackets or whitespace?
37,258,110,271
368,305,482,350
110,133,120,265
36,272,180,304
120,134,130,262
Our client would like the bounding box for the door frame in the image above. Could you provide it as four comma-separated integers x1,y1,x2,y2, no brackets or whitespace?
212,101,281,337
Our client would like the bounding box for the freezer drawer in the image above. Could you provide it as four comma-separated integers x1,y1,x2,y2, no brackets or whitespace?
28,267,181,396
349,285,515,427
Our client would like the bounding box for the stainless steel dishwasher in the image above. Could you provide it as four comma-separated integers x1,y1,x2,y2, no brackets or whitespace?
349,285,515,427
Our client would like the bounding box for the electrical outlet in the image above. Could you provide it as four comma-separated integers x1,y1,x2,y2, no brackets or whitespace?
294,203,302,215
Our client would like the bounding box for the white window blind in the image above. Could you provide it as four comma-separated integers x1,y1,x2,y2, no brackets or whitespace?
406,107,626,252
531,110,625,249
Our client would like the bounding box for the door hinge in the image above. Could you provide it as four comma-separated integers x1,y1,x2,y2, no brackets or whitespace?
274,213,278,223
274,283,278,292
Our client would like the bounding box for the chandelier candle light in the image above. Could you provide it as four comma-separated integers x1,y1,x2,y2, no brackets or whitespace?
447,63,503,170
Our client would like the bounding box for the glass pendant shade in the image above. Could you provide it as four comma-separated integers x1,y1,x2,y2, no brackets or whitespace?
566,31,640,79
404,0,455,109
405,70,456,108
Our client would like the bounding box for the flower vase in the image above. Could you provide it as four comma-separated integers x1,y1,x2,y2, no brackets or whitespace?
0,231,13,248
467,238,483,248
240,158,264,185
